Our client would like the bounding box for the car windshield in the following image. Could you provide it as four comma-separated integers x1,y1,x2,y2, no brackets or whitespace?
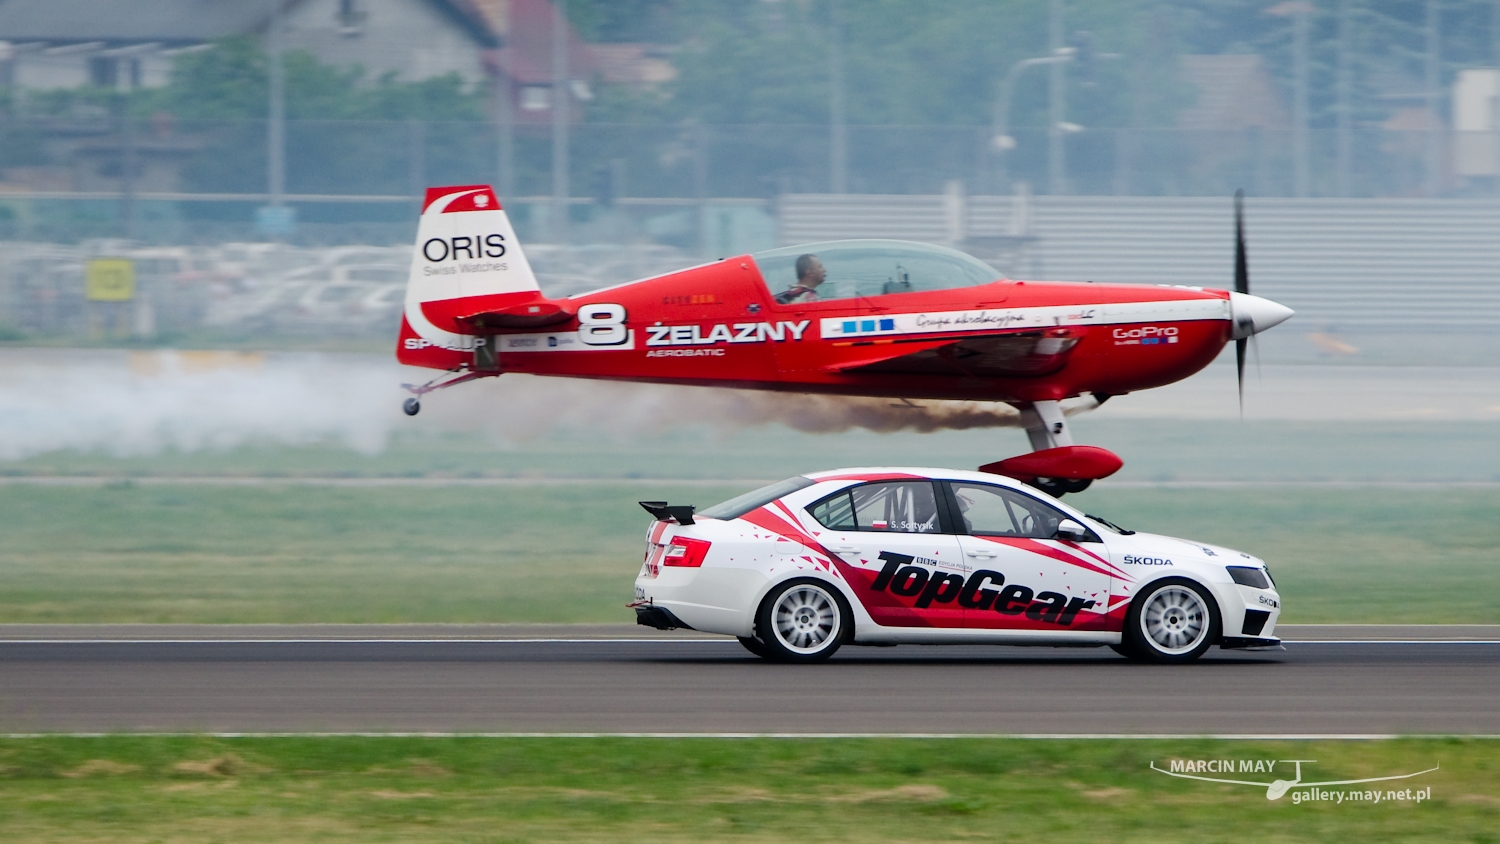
697,476,816,521
1084,513,1136,535
752,240,1000,303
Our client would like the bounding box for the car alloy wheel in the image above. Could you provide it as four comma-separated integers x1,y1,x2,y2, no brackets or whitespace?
756,579,848,662
1125,578,1219,663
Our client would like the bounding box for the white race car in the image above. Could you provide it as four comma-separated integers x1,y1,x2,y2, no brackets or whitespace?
631,468,1281,663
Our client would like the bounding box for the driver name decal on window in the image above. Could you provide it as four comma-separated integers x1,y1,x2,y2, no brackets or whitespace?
809,481,941,534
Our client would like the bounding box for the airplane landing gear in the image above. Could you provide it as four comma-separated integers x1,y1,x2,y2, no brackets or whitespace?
399,368,495,417
978,399,1121,497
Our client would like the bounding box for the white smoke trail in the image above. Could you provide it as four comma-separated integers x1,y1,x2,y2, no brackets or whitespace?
0,350,1056,461
0,351,402,460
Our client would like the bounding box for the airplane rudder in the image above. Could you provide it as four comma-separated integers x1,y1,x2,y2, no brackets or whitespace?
410,184,539,300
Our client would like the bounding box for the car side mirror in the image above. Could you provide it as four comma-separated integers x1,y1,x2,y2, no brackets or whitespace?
1054,519,1091,542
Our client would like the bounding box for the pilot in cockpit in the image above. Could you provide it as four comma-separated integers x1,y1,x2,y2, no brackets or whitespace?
773,254,826,304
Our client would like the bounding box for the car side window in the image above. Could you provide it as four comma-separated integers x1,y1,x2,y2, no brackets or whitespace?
807,489,857,530
808,481,942,533
948,482,1069,539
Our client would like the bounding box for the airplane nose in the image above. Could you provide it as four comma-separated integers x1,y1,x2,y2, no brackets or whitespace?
1229,292,1295,340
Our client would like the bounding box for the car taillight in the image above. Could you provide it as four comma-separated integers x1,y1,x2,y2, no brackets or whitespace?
661,536,712,568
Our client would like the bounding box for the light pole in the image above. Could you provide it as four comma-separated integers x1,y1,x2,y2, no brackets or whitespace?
268,1,285,211
992,49,1074,193
1268,2,1313,197
1048,0,1066,194
493,32,514,202
1424,0,1442,196
551,0,570,245
1335,0,1352,196
829,0,847,194
1293,4,1309,197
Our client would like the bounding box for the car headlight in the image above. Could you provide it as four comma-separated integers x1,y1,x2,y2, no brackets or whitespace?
1226,566,1272,589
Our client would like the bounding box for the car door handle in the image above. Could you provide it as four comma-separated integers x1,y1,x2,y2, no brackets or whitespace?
830,545,860,553
967,549,998,559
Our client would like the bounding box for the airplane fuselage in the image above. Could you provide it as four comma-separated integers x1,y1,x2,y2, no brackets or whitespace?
400,255,1233,405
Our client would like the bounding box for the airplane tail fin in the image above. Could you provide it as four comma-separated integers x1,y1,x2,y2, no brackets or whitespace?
398,184,559,369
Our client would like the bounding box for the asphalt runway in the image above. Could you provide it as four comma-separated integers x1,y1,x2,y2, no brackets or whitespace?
2,636,1498,735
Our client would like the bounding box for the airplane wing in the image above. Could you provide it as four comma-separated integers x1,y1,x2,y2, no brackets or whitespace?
826,329,1080,379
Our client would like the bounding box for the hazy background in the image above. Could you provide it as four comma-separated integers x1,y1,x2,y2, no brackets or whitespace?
0,0,1496,482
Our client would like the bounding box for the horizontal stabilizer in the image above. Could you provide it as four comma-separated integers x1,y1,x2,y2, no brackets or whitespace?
456,298,575,330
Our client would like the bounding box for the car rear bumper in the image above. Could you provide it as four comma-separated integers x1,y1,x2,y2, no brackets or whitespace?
633,568,765,636
633,604,695,631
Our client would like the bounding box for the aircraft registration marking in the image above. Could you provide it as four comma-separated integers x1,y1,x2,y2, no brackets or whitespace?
499,331,637,352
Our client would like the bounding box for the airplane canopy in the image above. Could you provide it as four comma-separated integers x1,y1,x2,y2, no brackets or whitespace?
752,239,1002,303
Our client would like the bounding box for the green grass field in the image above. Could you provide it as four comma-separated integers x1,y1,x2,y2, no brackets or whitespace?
6,418,1500,483
0,736,1489,843
2,482,1497,624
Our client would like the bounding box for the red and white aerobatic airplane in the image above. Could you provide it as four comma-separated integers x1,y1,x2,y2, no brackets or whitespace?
397,185,1292,493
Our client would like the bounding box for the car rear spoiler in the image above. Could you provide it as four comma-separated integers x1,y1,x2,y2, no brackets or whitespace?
639,501,696,525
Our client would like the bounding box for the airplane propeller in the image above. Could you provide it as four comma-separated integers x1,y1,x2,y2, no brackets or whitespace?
1227,191,1294,416
1234,189,1249,414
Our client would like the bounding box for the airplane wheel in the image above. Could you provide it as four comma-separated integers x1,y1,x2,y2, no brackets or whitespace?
1033,477,1093,497
1032,478,1064,496
402,398,421,416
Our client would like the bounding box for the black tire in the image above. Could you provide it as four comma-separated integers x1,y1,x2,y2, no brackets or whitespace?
1032,477,1091,496
1109,642,1143,660
737,635,773,658
1122,577,1220,664
1032,478,1067,496
754,578,850,662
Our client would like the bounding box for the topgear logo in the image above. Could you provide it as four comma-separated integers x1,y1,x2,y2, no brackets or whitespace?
1150,758,1438,802
868,552,1097,625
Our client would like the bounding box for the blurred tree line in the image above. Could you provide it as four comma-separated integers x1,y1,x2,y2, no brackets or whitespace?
585,0,1187,131
142,38,490,200
7,0,1500,201
582,0,1500,128
0,37,490,205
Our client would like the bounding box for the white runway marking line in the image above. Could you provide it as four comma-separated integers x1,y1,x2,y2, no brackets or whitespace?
3,732,1500,740
0,638,734,644
2,638,1498,645
5,476,1500,489
1280,641,1500,645
0,476,779,487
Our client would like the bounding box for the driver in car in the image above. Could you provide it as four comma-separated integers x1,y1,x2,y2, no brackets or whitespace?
774,254,826,304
